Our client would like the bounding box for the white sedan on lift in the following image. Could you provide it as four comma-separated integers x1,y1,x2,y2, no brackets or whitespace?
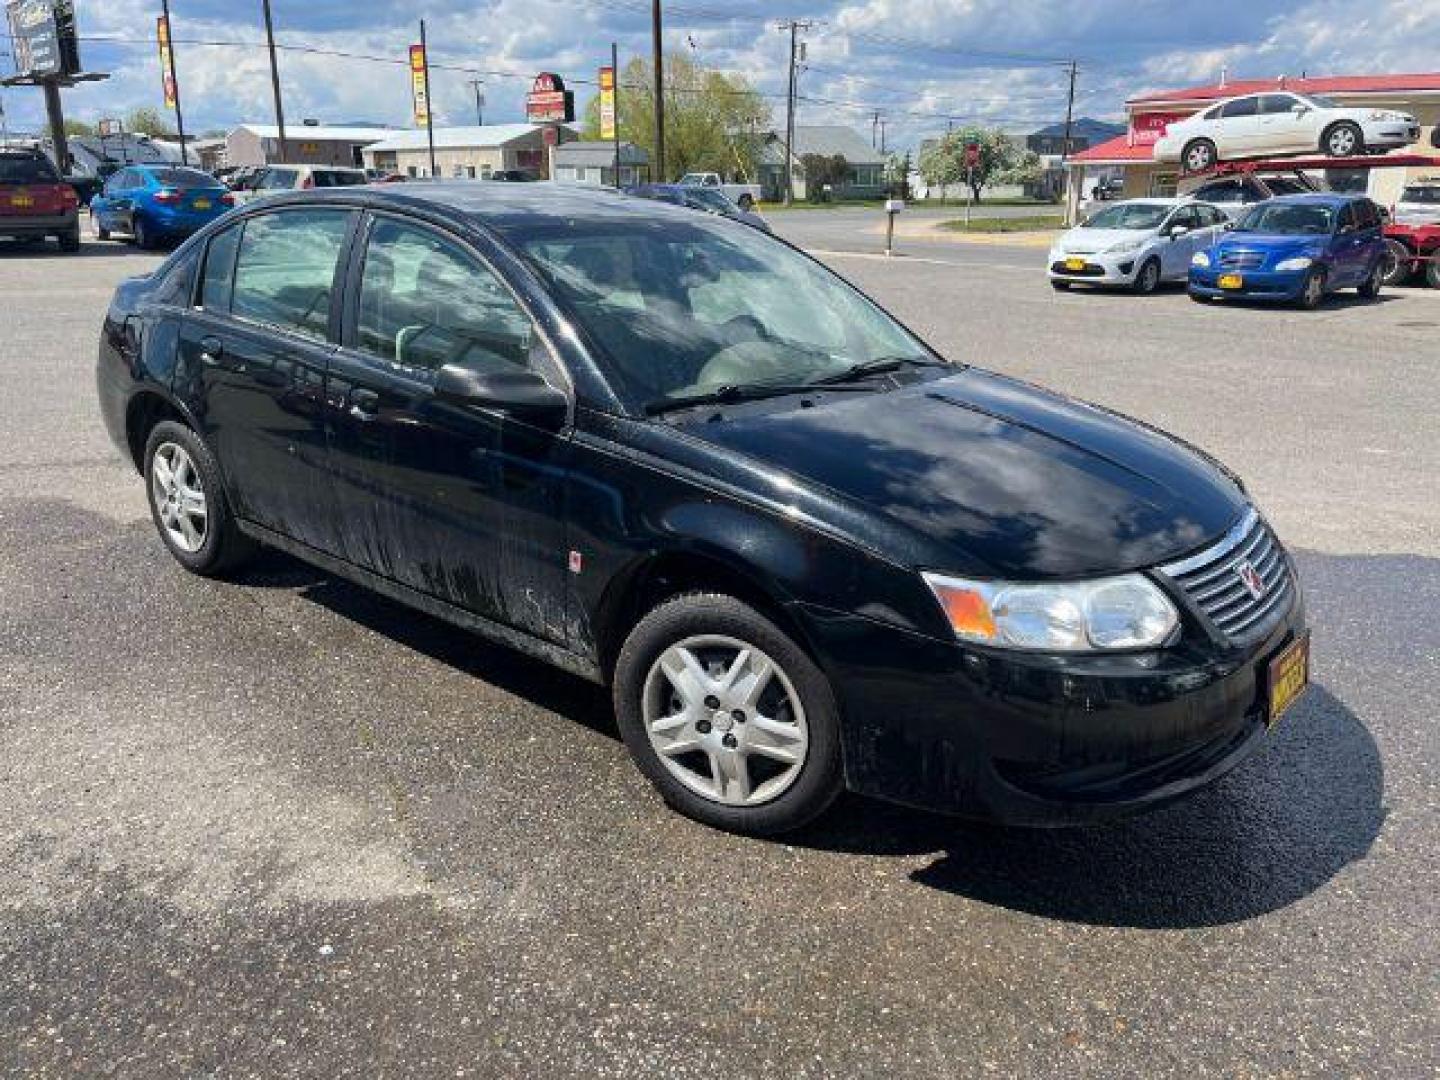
1048,198,1229,294
1155,91,1421,173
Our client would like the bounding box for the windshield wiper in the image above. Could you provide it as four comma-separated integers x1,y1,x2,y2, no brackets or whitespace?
807,355,949,386
645,381,871,416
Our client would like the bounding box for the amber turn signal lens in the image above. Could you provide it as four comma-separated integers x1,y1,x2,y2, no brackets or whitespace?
934,584,997,641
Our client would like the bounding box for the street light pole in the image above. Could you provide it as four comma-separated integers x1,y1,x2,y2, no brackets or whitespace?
420,19,436,178
260,0,288,162
160,0,189,164
650,0,665,182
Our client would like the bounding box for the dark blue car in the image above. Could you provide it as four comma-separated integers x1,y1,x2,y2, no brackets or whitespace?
625,183,771,232
1188,193,1388,308
90,164,234,249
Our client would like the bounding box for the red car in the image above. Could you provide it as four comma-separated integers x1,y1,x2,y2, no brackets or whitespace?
0,148,80,251
1383,177,1440,288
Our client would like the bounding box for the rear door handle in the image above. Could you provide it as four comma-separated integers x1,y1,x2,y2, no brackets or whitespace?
349,387,380,420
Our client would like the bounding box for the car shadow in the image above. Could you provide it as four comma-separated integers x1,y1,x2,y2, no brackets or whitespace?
234,546,1389,930
0,239,157,259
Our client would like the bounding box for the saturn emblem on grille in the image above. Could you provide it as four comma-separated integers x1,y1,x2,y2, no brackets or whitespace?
1235,559,1267,601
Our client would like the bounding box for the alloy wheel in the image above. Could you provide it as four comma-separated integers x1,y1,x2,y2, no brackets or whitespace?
1184,142,1214,173
150,442,208,553
641,635,809,807
1326,125,1359,156
1303,272,1325,308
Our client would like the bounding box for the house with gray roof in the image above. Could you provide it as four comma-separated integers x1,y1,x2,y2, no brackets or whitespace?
754,124,887,201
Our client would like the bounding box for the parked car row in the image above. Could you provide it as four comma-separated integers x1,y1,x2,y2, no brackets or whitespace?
1050,193,1393,308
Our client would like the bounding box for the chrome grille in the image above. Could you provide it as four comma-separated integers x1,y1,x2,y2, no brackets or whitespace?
1219,251,1265,270
1159,510,1293,642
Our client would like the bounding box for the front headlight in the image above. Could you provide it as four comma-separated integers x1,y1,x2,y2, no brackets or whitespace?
1107,237,1143,254
1191,251,1211,268
1276,256,1313,271
922,572,1179,652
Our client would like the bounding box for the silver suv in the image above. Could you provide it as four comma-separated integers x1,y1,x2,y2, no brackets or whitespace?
1392,179,1440,227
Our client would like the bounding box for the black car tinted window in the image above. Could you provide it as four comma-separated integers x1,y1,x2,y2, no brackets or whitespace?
1259,94,1298,115
230,210,351,340
312,170,366,187
355,217,534,372
1221,96,1259,118
201,223,242,312
1193,180,1240,202
0,154,60,183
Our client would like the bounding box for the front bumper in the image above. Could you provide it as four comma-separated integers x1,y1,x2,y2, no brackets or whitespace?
1047,251,1141,285
1188,265,1309,301
799,585,1307,826
1363,122,1421,147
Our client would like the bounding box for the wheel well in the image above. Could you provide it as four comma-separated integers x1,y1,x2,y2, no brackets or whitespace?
124,392,188,473
595,551,811,680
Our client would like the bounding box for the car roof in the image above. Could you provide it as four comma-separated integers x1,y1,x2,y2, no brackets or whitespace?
246,181,703,237
1262,192,1362,207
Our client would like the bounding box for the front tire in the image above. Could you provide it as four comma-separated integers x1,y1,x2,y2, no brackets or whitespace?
1296,268,1327,309
612,593,843,835
1382,239,1413,285
1182,139,1217,174
144,420,255,576
1323,122,1364,158
1131,257,1162,294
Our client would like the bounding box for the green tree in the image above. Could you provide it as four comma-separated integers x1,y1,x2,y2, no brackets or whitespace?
885,150,913,199
124,107,179,141
62,118,95,138
918,127,1042,203
581,52,769,182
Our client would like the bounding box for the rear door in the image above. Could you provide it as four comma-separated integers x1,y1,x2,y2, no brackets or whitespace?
1159,205,1203,277
1330,202,1368,284
174,206,358,553
1257,94,1306,153
323,212,572,642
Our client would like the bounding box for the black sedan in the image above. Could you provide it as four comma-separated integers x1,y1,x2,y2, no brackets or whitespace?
96,183,1309,835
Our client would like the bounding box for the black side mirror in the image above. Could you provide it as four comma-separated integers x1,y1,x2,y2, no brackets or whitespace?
434,363,567,427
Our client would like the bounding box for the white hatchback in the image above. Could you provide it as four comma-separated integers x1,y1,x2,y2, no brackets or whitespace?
1048,199,1228,293
1155,91,1420,173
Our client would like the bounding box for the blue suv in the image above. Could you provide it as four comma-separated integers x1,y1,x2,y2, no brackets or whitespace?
1188,193,1388,309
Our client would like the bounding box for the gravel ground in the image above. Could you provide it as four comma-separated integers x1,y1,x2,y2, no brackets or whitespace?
1,234,1436,1079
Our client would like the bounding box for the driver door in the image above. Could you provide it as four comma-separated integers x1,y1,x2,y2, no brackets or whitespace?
322,212,572,643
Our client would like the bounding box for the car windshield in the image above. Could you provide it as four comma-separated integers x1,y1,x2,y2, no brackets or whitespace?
514,216,936,409
149,167,218,189
0,155,59,183
1082,204,1169,230
1262,176,1310,195
1400,184,1440,204
1236,203,1335,234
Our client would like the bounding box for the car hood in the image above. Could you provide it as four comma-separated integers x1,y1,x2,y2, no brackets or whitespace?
1057,226,1151,253
677,369,1246,579
1210,232,1325,256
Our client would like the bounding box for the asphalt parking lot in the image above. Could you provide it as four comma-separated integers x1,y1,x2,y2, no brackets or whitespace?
2,230,1437,1078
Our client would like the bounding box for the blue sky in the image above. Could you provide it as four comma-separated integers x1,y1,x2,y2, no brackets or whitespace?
3,0,1437,150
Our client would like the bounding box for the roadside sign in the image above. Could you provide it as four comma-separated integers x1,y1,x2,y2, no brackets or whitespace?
526,72,574,124
598,66,616,141
964,141,980,168
6,0,80,78
409,44,429,127
156,15,176,109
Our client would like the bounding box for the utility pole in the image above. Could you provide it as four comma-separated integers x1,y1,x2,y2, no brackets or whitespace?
1060,59,1078,162
420,19,436,178
261,0,288,163
878,118,887,155
467,78,484,126
160,0,188,164
777,19,814,206
650,0,665,182
871,110,880,149
610,41,621,187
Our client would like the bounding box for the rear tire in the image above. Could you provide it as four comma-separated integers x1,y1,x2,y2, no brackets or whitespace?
1427,257,1440,290
58,226,80,252
1381,239,1413,285
143,420,256,577
1050,279,1071,291
612,592,843,836
1189,290,1211,303
737,194,755,211
132,216,153,250
1358,261,1383,299
1323,122,1364,158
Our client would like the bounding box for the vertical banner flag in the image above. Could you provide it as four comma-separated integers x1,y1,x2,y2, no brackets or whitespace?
157,15,177,109
599,65,617,141
409,44,429,126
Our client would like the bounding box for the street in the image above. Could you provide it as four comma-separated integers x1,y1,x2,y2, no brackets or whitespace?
2,231,1437,1077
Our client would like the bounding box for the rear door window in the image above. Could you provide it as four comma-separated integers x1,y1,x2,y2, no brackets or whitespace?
230,209,353,340
201,223,242,312
1259,95,1299,115
1221,96,1259,119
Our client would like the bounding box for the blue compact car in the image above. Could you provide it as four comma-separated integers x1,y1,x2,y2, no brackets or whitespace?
90,164,234,249
1188,193,1388,308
